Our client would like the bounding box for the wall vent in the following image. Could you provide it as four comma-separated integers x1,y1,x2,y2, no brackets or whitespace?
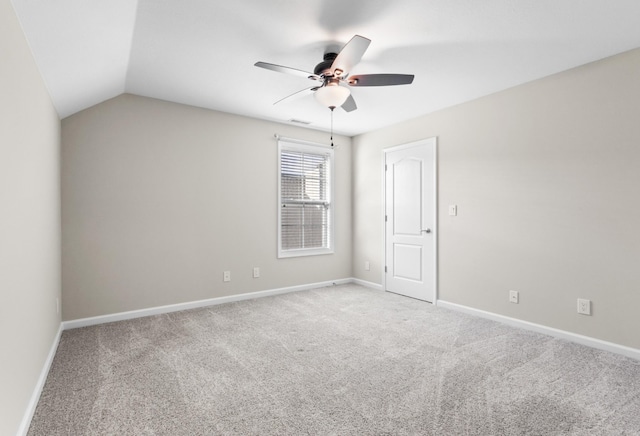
288,119,312,125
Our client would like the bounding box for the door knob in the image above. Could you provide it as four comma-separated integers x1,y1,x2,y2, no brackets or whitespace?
421,229,431,233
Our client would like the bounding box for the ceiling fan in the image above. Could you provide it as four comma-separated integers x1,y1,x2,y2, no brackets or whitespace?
255,35,414,112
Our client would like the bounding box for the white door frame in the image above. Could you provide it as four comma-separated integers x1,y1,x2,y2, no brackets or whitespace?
382,137,438,303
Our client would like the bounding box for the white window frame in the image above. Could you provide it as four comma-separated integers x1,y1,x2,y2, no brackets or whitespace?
277,138,334,258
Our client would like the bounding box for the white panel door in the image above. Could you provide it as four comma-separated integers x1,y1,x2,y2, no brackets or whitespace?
385,139,436,302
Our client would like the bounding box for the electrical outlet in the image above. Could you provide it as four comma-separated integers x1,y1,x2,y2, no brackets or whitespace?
509,290,519,304
253,267,260,278
365,261,370,271
577,298,591,315
223,271,231,282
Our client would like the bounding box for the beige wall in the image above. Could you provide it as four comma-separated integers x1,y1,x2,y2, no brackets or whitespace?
62,94,352,320
0,1,61,434
353,48,640,349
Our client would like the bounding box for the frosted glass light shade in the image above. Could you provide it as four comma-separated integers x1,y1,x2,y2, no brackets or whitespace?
314,85,350,108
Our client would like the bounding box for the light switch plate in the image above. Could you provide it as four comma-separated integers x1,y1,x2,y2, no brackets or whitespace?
449,205,458,216
509,290,519,304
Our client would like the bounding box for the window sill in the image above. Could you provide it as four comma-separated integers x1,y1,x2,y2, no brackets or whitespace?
277,248,334,259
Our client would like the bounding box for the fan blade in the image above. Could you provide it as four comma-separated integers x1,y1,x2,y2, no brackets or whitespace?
255,62,320,81
330,35,371,77
348,74,414,86
341,94,357,112
273,86,319,105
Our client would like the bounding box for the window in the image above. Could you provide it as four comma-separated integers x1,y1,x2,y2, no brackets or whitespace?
278,139,334,258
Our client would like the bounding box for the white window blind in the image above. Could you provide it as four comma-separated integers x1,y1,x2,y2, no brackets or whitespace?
278,139,334,258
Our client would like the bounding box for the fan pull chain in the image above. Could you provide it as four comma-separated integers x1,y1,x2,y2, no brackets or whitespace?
330,107,334,148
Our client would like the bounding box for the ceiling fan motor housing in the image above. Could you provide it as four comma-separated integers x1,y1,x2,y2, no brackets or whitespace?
314,53,338,77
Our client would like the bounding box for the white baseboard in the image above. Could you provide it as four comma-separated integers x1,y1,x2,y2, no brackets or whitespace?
17,323,63,436
437,300,640,361
350,278,383,291
62,278,354,330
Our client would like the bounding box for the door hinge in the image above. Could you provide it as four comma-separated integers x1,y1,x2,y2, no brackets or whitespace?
385,215,388,222
385,164,388,171
385,266,388,273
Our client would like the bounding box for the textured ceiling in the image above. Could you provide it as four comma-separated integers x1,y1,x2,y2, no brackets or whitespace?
11,0,640,136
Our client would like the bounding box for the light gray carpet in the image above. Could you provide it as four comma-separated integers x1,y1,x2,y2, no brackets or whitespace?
29,284,640,435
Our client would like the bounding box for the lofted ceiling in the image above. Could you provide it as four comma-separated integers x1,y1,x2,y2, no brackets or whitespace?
10,0,640,136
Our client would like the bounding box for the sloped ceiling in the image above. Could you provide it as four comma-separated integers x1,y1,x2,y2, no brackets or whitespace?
10,0,640,136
